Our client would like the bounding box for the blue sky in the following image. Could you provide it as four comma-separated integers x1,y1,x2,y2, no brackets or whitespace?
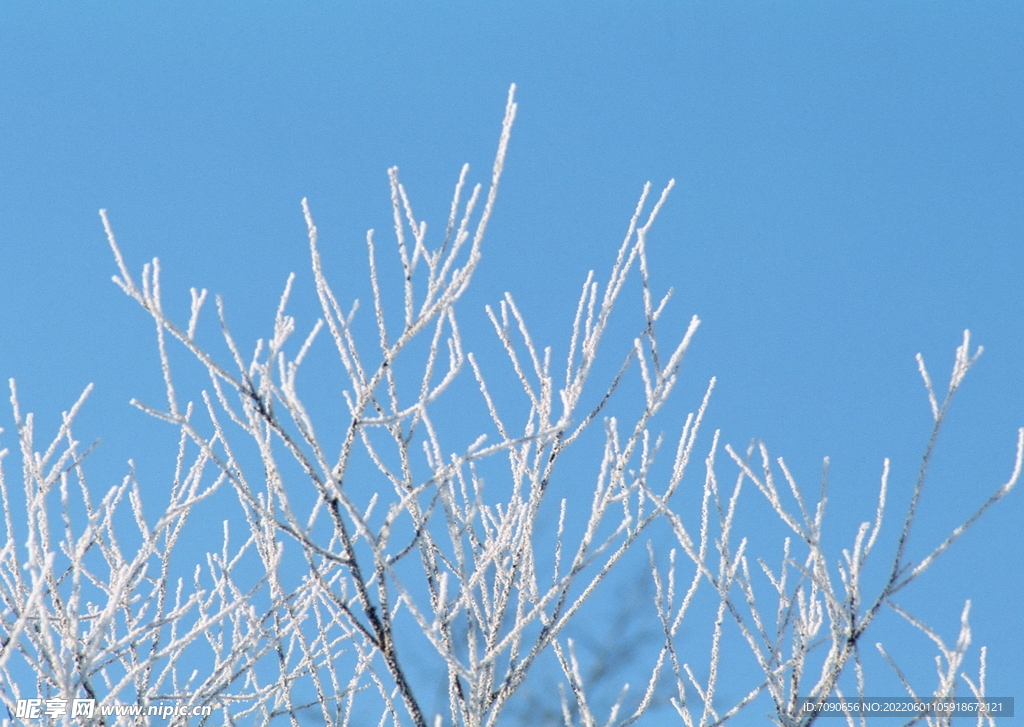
2,2,1022,717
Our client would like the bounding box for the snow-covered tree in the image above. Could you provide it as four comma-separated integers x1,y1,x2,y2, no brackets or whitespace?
1,86,1016,727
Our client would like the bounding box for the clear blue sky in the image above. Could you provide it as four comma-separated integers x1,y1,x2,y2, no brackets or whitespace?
2,2,1021,715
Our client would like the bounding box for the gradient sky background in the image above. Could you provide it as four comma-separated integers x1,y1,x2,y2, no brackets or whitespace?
1,2,1022,719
